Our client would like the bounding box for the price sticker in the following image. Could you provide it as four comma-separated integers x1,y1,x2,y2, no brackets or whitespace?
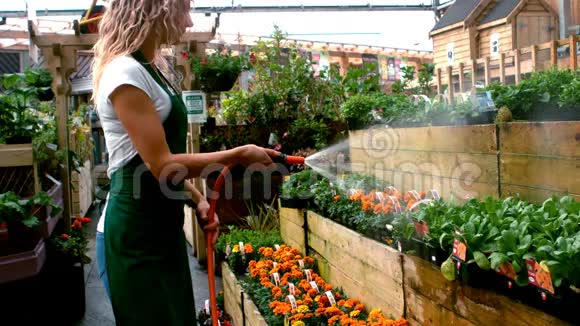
309,281,319,293
298,260,305,269
526,259,555,294
452,231,467,262
325,291,336,305
272,272,281,286
286,295,298,310
304,269,312,282
288,283,296,296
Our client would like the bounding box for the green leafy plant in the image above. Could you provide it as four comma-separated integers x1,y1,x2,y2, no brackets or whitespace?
49,216,92,264
243,197,279,232
190,48,249,93
281,170,321,200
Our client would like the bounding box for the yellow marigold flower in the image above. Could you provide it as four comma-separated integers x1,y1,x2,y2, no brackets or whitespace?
296,305,309,313
232,244,240,253
350,309,360,318
292,322,305,326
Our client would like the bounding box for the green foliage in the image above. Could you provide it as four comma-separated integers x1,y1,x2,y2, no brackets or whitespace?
417,63,435,96
190,48,248,87
560,76,580,107
287,118,330,150
339,93,377,129
342,63,381,96
243,197,279,232
49,217,92,264
281,170,321,200
0,191,60,228
216,226,282,257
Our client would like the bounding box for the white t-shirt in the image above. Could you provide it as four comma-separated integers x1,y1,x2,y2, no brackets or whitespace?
96,55,172,233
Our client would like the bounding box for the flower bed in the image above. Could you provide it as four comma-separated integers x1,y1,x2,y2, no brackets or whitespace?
281,207,573,325
221,240,408,326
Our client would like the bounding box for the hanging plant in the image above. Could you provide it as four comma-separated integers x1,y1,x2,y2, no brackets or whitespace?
190,49,249,93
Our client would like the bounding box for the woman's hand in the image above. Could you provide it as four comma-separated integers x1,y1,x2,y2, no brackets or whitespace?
236,145,281,167
196,199,219,245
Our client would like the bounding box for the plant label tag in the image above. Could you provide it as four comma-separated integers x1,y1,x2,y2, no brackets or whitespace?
286,295,298,310
274,244,281,250
375,191,386,203
310,281,319,293
225,243,231,258
452,231,467,262
409,190,421,201
388,196,402,213
304,269,312,281
429,189,441,201
205,299,210,314
272,272,281,286
397,241,403,252
298,260,305,269
273,262,278,268
526,259,555,294
239,242,245,255
495,262,516,280
325,291,336,305
288,283,296,296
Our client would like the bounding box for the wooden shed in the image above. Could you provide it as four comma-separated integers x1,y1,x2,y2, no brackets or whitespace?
430,0,560,69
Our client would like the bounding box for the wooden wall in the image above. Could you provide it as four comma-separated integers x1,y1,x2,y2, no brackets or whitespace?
349,122,580,204
479,23,514,58
279,208,571,325
499,122,580,202
349,125,499,202
222,262,268,326
432,27,472,70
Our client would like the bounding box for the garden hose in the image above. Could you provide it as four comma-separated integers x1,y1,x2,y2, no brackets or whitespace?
204,154,305,326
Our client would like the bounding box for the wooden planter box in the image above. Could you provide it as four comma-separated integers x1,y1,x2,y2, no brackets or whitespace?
71,159,93,217
280,208,570,325
0,143,40,196
222,262,267,326
39,175,64,239
0,238,46,284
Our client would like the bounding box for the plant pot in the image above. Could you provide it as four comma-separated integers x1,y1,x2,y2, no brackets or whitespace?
4,136,32,144
411,237,448,266
5,222,42,253
519,103,580,121
37,88,54,101
201,72,239,93
456,261,498,289
467,111,496,125
280,197,309,209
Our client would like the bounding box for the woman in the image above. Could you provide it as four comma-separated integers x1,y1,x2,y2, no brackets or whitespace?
92,0,279,324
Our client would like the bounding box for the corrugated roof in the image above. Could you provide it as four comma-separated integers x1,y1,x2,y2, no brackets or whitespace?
0,51,21,73
431,0,480,32
479,0,520,24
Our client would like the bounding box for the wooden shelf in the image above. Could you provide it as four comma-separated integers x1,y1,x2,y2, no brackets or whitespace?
0,238,47,284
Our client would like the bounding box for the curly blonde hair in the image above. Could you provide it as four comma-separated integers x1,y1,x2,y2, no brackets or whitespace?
92,0,190,98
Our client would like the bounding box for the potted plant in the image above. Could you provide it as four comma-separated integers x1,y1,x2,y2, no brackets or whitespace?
280,170,321,208
190,49,249,93
23,68,54,101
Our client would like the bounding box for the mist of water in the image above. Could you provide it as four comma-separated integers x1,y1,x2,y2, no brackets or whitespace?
304,140,351,183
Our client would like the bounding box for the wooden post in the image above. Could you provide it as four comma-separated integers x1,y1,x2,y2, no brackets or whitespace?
570,35,577,70
43,45,81,230
446,65,454,104
550,40,558,68
514,50,521,84
471,59,477,89
484,57,491,87
499,53,506,84
436,68,442,95
531,45,538,72
458,63,465,93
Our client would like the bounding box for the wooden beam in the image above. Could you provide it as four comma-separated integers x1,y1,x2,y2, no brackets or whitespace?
436,68,442,95
458,62,465,93
476,18,508,31
550,41,558,67
531,45,538,71
570,35,577,70
446,65,454,104
0,144,33,167
507,0,529,22
0,30,30,39
471,59,477,88
499,53,506,83
429,22,463,37
514,50,521,83
484,56,491,86
511,18,518,50
468,27,478,60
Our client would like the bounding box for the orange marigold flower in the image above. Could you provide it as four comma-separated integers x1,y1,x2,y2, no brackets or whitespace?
333,195,340,202
244,243,253,254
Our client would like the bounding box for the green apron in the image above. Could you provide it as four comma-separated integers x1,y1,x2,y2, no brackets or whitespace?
104,51,195,325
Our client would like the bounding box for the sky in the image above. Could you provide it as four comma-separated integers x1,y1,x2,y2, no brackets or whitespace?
0,0,439,51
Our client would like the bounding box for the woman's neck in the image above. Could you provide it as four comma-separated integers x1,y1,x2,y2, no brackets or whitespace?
139,36,157,63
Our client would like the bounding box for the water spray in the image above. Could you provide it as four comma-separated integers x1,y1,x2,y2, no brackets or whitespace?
204,152,305,326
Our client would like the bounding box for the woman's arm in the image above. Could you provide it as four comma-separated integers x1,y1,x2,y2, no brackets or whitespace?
110,85,280,181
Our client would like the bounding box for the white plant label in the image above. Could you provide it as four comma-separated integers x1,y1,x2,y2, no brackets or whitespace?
310,281,319,293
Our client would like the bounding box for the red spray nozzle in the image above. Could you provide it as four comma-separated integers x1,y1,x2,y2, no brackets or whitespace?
275,153,305,165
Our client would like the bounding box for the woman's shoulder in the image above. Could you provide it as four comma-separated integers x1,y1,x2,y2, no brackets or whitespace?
103,55,145,77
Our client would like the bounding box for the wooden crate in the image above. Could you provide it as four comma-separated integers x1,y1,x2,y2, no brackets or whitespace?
498,122,580,202
222,262,268,326
349,125,499,202
0,144,39,196
71,160,93,217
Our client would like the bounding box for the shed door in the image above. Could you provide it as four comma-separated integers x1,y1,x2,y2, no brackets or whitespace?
516,15,556,48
